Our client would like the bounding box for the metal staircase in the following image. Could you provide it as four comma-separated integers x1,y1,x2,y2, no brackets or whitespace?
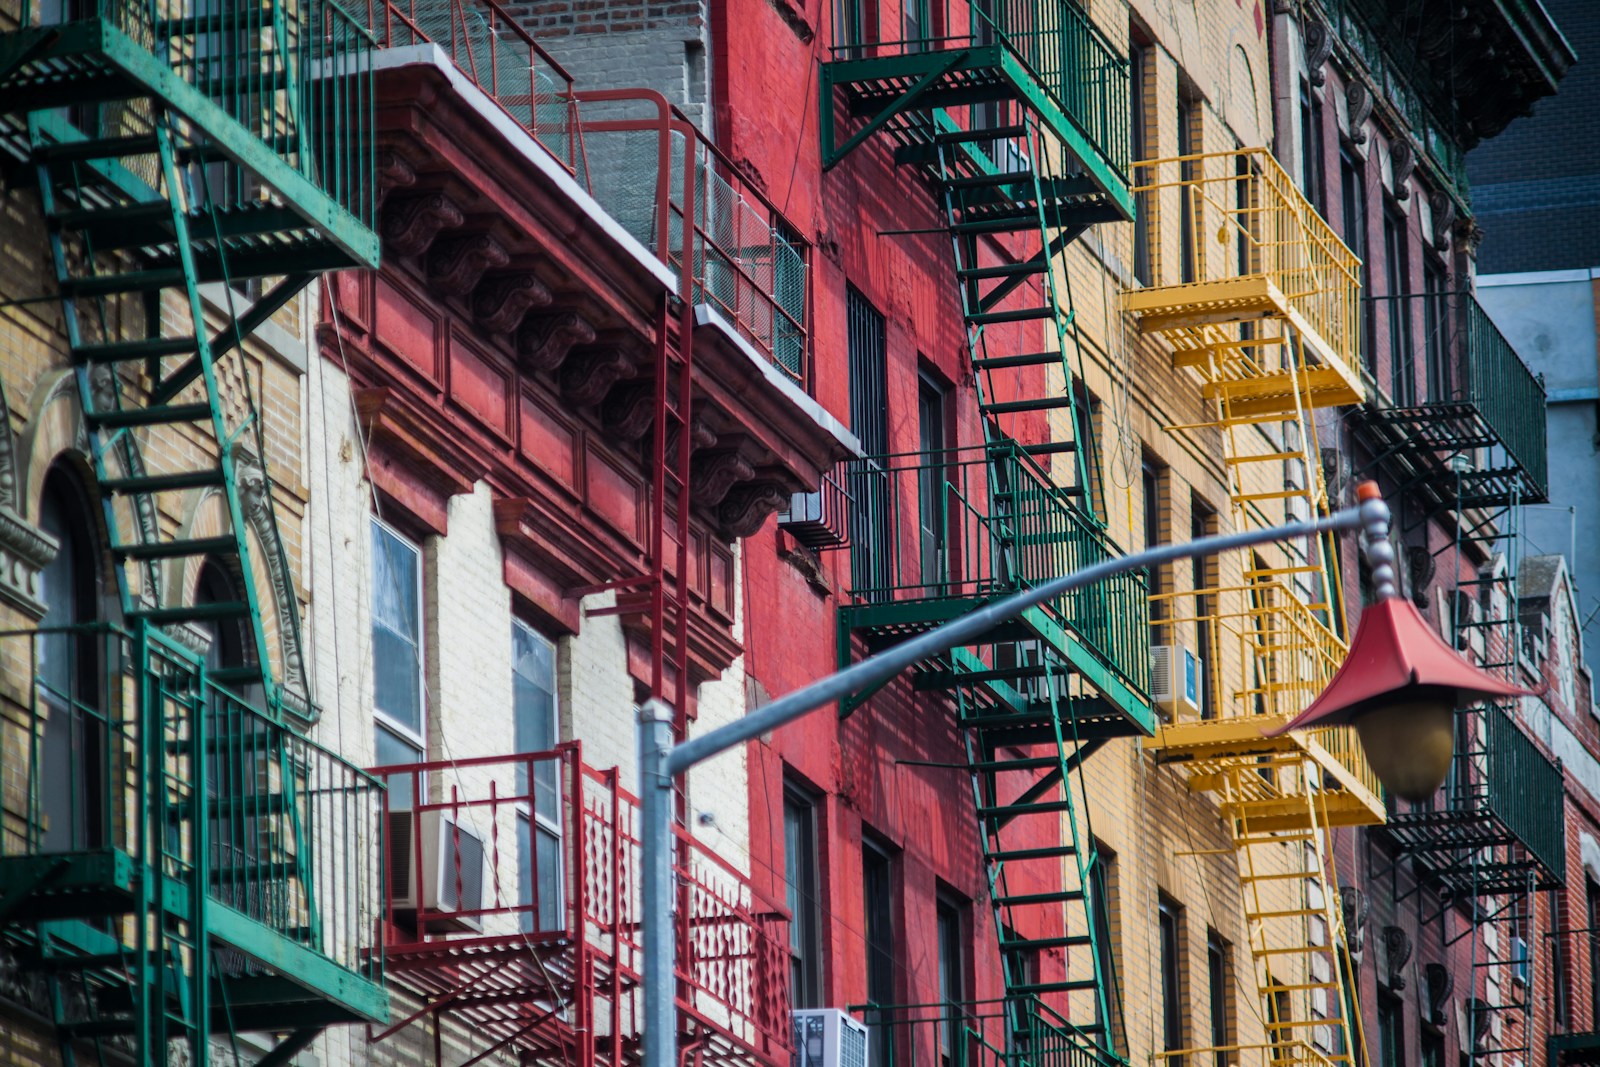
0,0,386,1060
1128,148,1381,1066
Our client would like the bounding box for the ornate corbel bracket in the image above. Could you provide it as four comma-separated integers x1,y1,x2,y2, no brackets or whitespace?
380,191,464,258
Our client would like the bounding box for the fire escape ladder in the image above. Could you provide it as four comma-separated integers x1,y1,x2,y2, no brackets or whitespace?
958,656,1122,1064
0,0,388,1059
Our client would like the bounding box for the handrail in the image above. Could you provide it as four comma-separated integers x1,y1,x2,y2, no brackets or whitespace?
364,0,582,171
576,89,810,382
1129,147,1362,371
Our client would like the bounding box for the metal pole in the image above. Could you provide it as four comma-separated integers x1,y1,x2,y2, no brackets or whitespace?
638,496,1389,1067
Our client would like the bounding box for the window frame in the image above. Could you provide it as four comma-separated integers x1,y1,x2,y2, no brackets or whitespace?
935,891,968,1066
512,617,563,933
1158,896,1186,1062
862,834,899,1067
371,516,427,804
783,782,825,1009
1206,931,1230,1067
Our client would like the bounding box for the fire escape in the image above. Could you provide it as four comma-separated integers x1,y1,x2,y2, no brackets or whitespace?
0,0,388,1062
822,2,1145,1062
1350,289,1563,1063
1127,149,1384,1067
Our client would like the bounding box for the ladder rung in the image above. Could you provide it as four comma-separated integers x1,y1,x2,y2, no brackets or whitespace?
947,170,1036,189
75,336,198,363
1260,981,1342,994
934,125,1026,144
959,262,1043,281
35,135,160,163
1233,489,1311,502
1001,934,1090,951
993,890,1084,907
1009,979,1099,994
131,602,249,625
970,756,1063,772
1247,907,1327,920
61,269,186,296
973,351,1060,370
86,402,212,428
969,307,1054,325
100,469,224,494
1021,442,1080,459
1225,451,1303,465
53,200,171,231
112,535,238,561
989,845,1078,861
981,396,1078,415
978,799,1073,819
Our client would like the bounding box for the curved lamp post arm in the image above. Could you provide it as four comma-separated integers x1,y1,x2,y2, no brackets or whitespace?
639,494,1392,1067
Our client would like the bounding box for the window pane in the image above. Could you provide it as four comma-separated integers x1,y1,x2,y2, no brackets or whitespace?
513,621,560,817
519,814,563,933
376,724,423,808
371,522,423,731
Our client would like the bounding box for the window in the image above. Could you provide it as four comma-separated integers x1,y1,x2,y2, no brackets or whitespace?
902,0,929,49
936,894,967,1067
1143,457,1167,636
1191,499,1218,719
196,560,248,676
847,288,891,600
513,620,561,932
784,786,824,1009
1588,880,1600,1028
1383,206,1413,404
1159,897,1185,1064
1131,36,1153,286
37,468,103,853
372,518,425,807
1177,93,1199,284
1267,980,1292,1063
1420,1031,1443,1067
862,837,898,1067
918,375,950,589
1340,150,1374,374
1088,844,1119,1050
835,0,866,57
1422,258,1450,402
1377,993,1404,1067
1206,932,1230,1067
1299,81,1326,214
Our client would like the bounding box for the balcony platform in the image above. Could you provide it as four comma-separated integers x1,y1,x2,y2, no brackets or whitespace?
1144,716,1385,831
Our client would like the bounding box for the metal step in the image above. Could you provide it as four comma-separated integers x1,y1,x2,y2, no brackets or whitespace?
968,306,1054,326
75,336,198,363
977,799,1074,819
959,262,1044,281
1008,979,1100,994
210,665,266,686
53,200,171,233
35,135,159,163
968,755,1064,772
993,889,1084,907
100,469,224,494
933,124,1026,144
1021,441,1080,458
86,402,212,428
1000,934,1090,951
130,601,249,625
946,170,1036,189
973,351,1059,369
61,269,185,297
112,534,238,561
980,395,1078,415
988,844,1079,862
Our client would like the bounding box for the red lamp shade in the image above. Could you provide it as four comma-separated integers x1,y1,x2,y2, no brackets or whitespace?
1268,597,1530,736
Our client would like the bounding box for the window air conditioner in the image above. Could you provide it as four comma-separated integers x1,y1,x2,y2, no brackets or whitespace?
388,809,489,933
793,1009,869,1067
1150,645,1201,717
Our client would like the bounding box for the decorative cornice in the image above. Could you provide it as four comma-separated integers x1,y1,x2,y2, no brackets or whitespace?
1382,924,1412,990
1390,138,1416,199
471,272,553,335
381,191,464,258
0,505,57,621
519,311,596,374
354,387,487,521
427,233,510,298
1303,15,1332,88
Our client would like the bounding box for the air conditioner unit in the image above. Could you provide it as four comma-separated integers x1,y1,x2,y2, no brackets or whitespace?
793,1009,869,1067
388,809,489,933
1150,645,1201,717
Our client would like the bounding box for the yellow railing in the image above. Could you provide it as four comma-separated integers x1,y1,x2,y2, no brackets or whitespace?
1151,1041,1342,1067
1129,148,1362,370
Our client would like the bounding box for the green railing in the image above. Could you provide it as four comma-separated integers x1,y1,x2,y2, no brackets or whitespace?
849,997,1117,1067
830,0,1129,183
1372,290,1548,497
845,442,1149,698
0,622,386,987
37,0,379,232
1486,704,1566,882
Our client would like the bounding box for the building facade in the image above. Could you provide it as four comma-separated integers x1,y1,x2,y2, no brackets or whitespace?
0,2,1588,1067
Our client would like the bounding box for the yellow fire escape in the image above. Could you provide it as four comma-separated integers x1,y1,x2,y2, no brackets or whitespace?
1125,149,1384,1066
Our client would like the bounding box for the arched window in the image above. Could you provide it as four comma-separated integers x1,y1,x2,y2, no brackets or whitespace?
195,557,249,676
36,465,103,852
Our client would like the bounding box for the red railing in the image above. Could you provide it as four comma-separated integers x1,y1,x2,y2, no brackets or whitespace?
371,744,791,1066
366,0,583,171
577,89,810,383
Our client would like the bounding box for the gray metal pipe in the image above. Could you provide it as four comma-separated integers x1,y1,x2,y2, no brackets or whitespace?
640,496,1386,1067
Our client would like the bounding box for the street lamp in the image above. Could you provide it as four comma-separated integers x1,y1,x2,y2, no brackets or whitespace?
1267,482,1530,801
635,482,1499,1067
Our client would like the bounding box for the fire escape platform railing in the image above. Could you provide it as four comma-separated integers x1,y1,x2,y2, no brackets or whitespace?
1349,290,1549,510
1380,704,1566,896
1,4,379,270
1124,149,1366,417
0,623,391,1032
819,0,1132,221
836,442,1153,734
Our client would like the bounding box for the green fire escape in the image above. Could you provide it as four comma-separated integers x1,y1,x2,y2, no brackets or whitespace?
0,0,386,1061
823,4,1143,1061
1354,290,1557,1064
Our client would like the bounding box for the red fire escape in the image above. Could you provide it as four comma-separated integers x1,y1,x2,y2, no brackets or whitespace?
350,1,824,1062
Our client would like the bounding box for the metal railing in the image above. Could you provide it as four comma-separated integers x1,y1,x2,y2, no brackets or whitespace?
829,0,1129,183
1484,704,1566,881
371,745,792,1065
1129,148,1362,370
1151,1041,1341,1067
578,90,809,382
364,0,582,171
0,622,385,986
847,997,1114,1067
1544,926,1600,1055
844,442,1150,699
1364,290,1548,497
